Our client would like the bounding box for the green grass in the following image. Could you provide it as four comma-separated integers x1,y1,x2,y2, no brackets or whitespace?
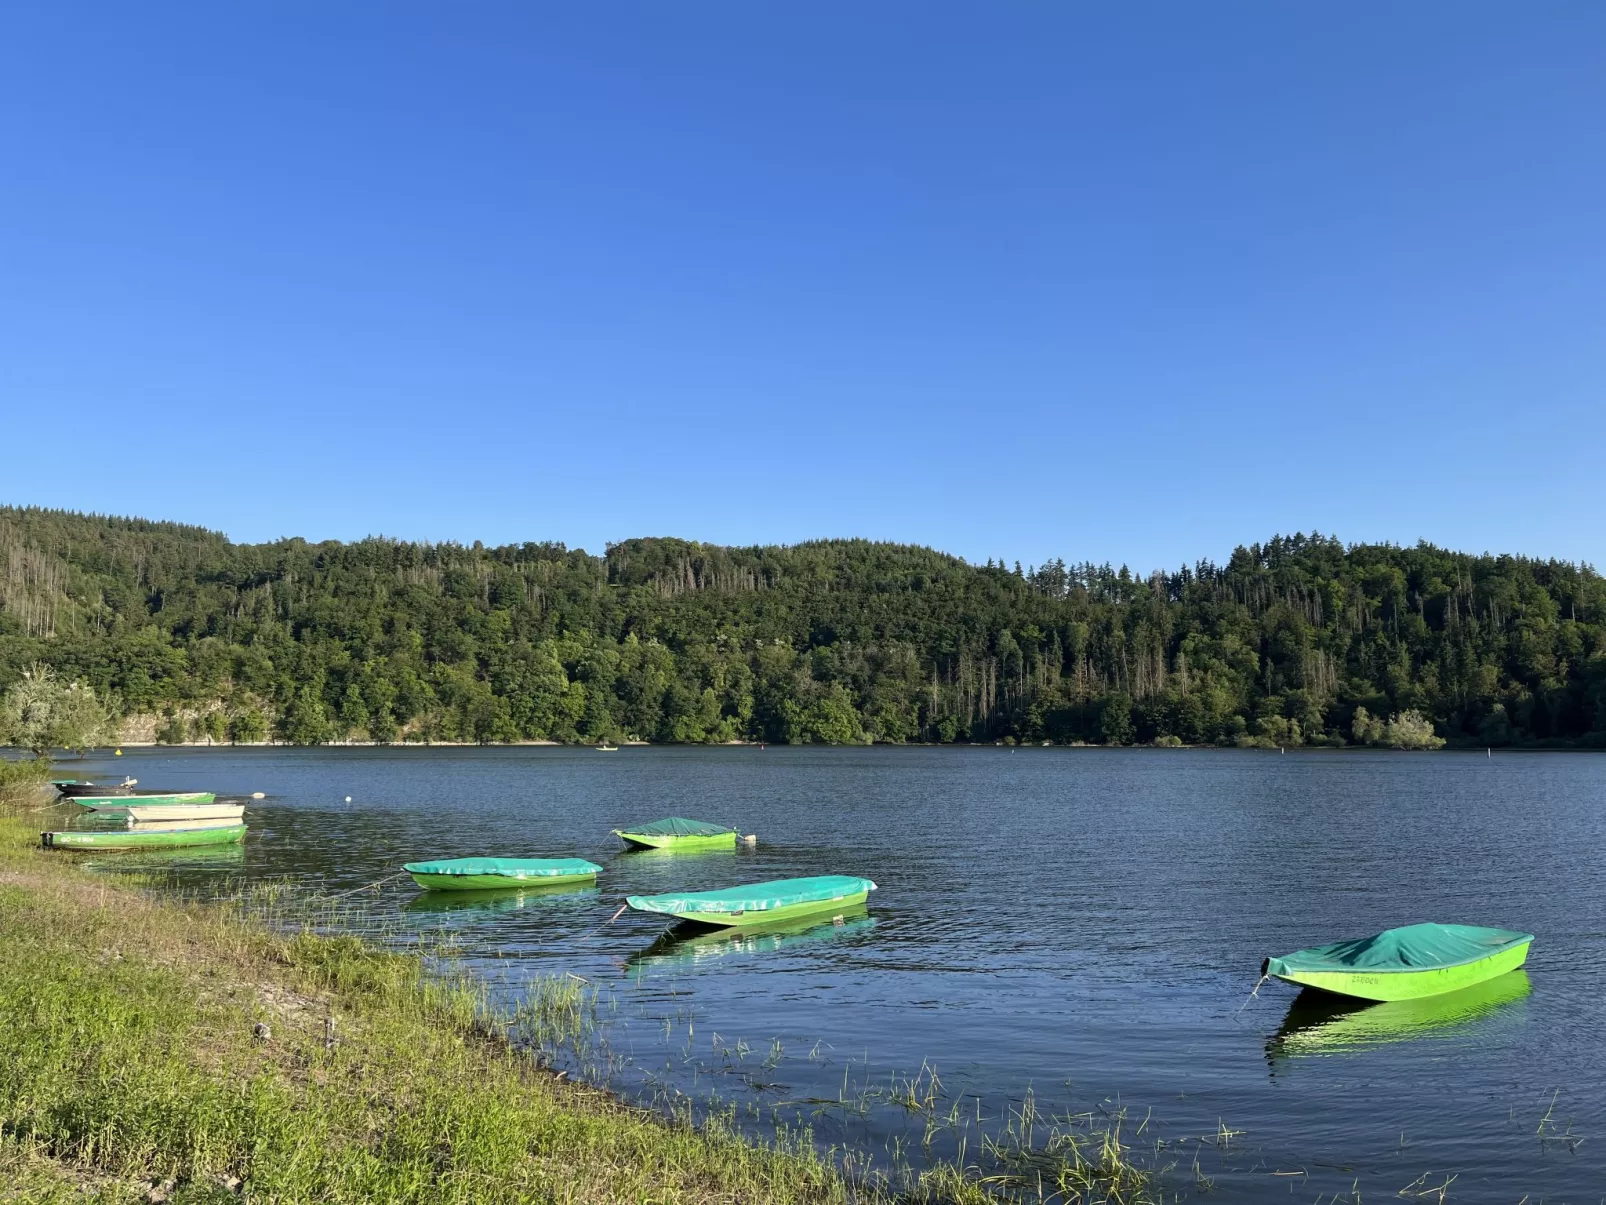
0,809,1161,1204
0,756,53,799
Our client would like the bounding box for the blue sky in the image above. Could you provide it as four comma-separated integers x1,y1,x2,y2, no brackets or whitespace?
2,3,1602,571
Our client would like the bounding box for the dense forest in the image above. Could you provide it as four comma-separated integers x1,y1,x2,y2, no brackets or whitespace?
1,506,1602,748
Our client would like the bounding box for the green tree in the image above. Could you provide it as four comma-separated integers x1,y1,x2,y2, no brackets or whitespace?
278,688,333,745
1381,710,1446,750
337,683,370,738
0,666,110,756
201,709,228,745
798,684,866,744
228,708,268,744
1099,694,1134,746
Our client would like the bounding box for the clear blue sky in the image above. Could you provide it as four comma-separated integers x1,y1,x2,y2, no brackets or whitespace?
3,3,1602,571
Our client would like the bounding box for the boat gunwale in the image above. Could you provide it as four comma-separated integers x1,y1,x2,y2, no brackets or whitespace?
626,875,877,919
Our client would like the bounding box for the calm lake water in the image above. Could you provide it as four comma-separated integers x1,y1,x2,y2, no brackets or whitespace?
47,745,1606,1200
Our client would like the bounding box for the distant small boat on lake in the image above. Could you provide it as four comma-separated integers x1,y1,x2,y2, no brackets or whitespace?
402,856,602,892
595,743,619,752
626,875,876,929
42,823,248,851
613,817,738,851
1262,922,1533,1001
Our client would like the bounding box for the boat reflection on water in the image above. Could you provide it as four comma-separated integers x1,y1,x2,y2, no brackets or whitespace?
614,843,740,863
77,841,249,876
1267,969,1532,1071
626,906,877,977
404,883,600,915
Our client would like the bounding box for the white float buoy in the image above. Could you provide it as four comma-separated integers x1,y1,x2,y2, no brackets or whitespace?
251,792,265,799
344,796,352,803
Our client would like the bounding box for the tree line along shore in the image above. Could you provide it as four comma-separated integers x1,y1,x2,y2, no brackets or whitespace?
1,505,1602,752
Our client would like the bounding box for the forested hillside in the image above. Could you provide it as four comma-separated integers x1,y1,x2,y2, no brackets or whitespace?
1,506,1602,747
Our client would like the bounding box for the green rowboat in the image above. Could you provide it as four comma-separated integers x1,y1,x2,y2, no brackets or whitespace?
626,874,876,929
75,792,216,809
1263,923,1533,1002
403,857,603,892
613,817,737,851
43,824,247,851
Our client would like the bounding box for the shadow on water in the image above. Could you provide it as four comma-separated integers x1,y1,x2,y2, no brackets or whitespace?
404,884,602,915
1266,969,1532,1072
625,907,877,976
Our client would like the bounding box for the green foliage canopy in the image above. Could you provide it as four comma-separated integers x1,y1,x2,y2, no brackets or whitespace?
1,508,1603,748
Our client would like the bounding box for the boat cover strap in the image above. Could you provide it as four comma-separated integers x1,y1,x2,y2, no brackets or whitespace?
627,875,875,916
1268,923,1533,975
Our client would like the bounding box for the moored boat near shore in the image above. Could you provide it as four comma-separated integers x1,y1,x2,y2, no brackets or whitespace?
626,875,876,928
403,856,603,892
53,778,137,798
122,803,245,823
42,823,248,851
1262,923,1533,1002
613,817,737,851
75,791,217,809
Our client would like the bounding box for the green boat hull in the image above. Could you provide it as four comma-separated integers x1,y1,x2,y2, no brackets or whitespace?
43,824,247,851
76,792,216,809
675,888,870,929
616,831,737,851
407,870,598,892
1268,940,1531,1001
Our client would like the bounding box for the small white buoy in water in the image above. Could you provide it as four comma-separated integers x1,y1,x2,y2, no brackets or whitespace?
344,796,352,803
741,834,758,846
251,792,265,799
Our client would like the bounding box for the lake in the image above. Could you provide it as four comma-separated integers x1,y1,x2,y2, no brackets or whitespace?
48,745,1606,1200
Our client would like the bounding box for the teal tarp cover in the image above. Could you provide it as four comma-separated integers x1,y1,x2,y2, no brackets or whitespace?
1267,923,1533,977
615,817,735,837
403,857,602,878
627,875,875,916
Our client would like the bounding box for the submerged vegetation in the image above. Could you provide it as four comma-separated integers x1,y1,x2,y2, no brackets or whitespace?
0,505,1602,748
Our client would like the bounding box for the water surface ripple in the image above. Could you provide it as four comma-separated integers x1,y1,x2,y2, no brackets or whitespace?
57,745,1606,1200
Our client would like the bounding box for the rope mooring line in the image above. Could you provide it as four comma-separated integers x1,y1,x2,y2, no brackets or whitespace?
1236,974,1270,1014
576,902,630,945
324,870,407,901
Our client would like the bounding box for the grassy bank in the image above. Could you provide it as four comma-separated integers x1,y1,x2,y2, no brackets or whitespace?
0,810,1158,1205
0,756,53,799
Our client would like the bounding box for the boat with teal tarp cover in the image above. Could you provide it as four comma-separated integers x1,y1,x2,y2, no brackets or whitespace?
43,823,247,851
626,875,875,928
1263,922,1533,1001
403,857,602,892
613,817,737,851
